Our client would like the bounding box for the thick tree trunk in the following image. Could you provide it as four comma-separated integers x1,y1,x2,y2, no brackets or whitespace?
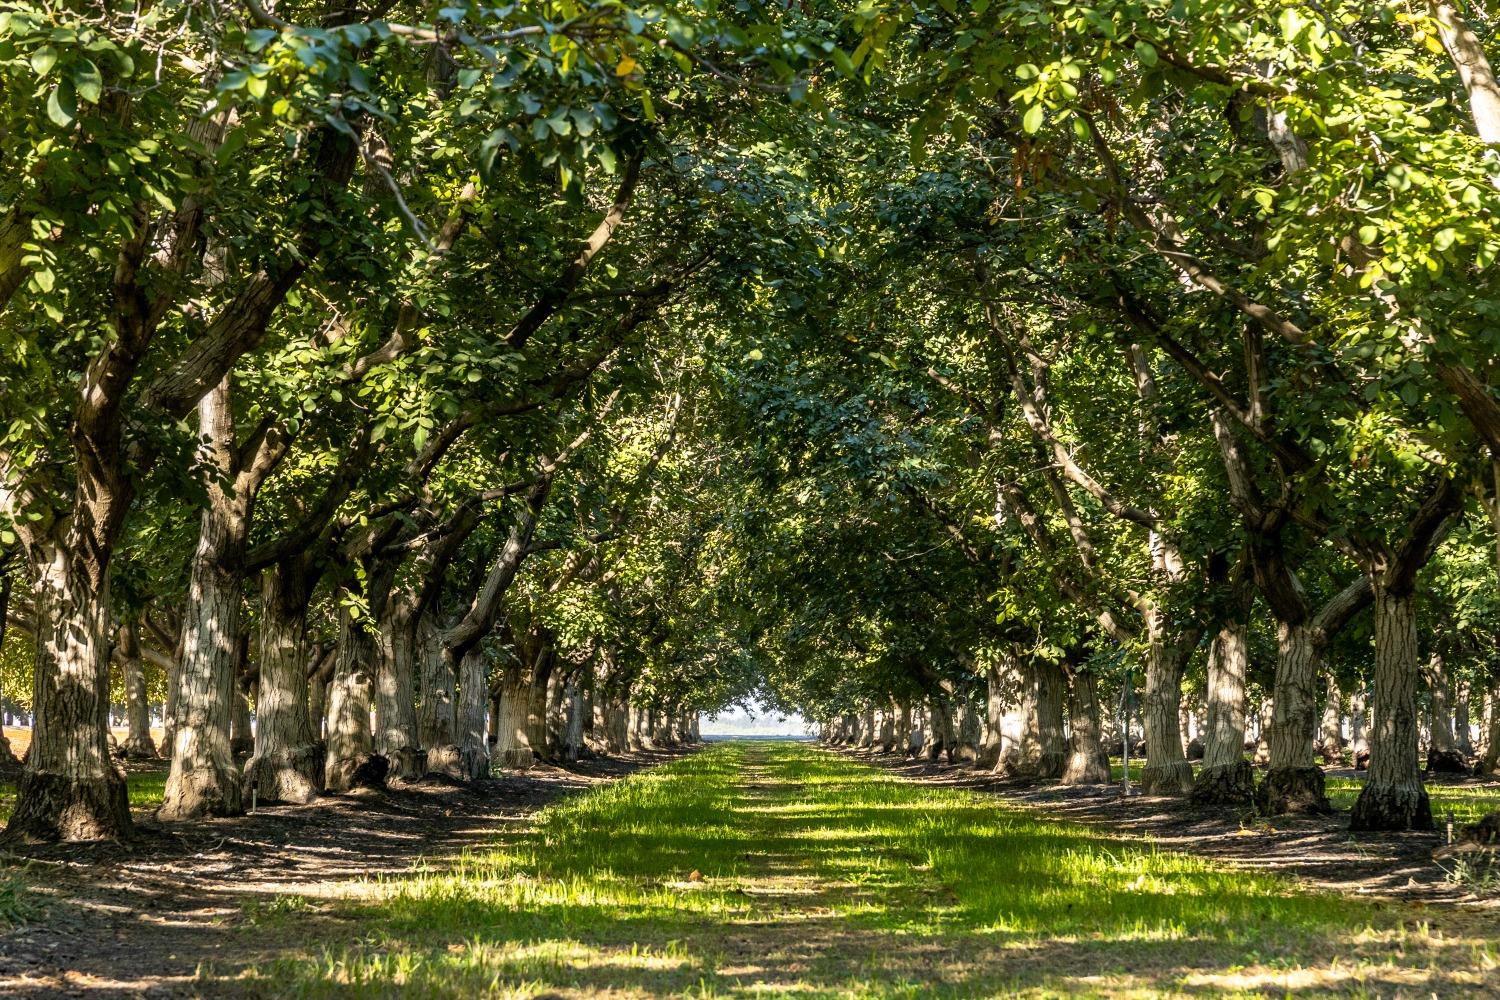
1351,586,1433,830
415,614,455,749
453,650,490,781
602,698,629,754
1033,659,1067,778
1061,668,1110,785
1422,652,1467,773
159,496,247,822
877,708,895,753
980,660,1006,768
230,679,254,756
1192,618,1254,804
524,641,555,759
858,706,876,750
1139,615,1194,795
1455,680,1473,755
995,648,1036,776
1482,680,1500,774
118,621,156,759
930,696,958,764
374,588,422,779
956,698,982,762
243,566,321,804
5,554,131,840
324,604,382,793
1257,622,1330,815
488,666,533,769
1425,652,1456,752
1319,673,1344,762
1350,687,1369,757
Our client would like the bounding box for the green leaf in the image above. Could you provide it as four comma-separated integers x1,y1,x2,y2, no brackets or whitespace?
247,74,268,99
46,79,76,126
72,59,102,103
1134,41,1158,67
30,45,57,76
1021,103,1044,134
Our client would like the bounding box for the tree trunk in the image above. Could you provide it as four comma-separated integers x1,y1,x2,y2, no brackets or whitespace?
1351,585,1433,830
858,706,876,750
374,588,422,778
0,576,18,772
1033,659,1067,778
415,613,455,748
118,621,156,759
1192,618,1254,804
995,648,1036,776
1350,686,1369,757
980,660,1006,768
1256,622,1330,815
4,552,131,840
877,708,895,753
527,646,556,760
230,679,253,756
486,665,534,773
1139,614,1194,795
1319,673,1344,762
159,493,247,822
1061,668,1110,785
561,680,583,763
1455,680,1473,755
1482,679,1500,774
453,649,490,781
1425,651,1456,752
324,603,381,792
956,698,982,763
244,565,322,804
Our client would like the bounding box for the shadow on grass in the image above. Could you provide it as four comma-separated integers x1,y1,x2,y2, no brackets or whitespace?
233,743,1500,998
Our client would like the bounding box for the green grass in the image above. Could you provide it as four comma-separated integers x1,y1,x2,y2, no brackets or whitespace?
1325,776,1500,825
1105,760,1500,826
228,743,1499,998
0,769,166,822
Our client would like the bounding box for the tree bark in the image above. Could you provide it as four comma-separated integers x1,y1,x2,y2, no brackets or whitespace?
159,478,248,821
1351,586,1433,830
374,586,422,778
118,620,156,759
453,650,490,781
416,613,455,749
324,602,381,792
1032,659,1067,779
1139,610,1194,794
980,660,1006,768
1482,678,1500,774
243,563,321,803
4,552,131,840
1430,1,1500,145
1061,667,1110,784
1319,673,1344,762
1255,622,1331,815
1192,617,1254,804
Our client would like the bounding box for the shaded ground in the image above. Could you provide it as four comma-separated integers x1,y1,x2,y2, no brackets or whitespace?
846,747,1500,906
0,748,690,998
234,742,1500,998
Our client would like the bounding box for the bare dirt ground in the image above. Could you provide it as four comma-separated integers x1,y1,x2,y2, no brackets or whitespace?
846,748,1499,907
0,748,691,999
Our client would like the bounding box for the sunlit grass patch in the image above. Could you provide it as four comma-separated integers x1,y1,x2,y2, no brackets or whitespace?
0,769,166,823
238,743,1498,998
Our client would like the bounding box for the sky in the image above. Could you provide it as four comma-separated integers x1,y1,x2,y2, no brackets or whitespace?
699,697,811,737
